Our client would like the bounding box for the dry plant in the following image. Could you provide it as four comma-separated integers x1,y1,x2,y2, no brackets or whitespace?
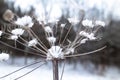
0,9,106,80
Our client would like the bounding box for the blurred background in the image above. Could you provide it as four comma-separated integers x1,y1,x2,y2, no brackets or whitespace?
0,0,120,80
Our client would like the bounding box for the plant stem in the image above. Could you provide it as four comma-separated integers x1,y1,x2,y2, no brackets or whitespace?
52,59,59,80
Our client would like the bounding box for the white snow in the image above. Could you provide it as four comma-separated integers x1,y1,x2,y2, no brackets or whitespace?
0,57,120,80
0,53,9,62
60,24,66,28
47,37,56,45
47,46,63,59
9,35,18,40
80,38,88,44
64,48,75,55
11,28,24,36
15,16,33,27
82,19,94,28
79,31,96,40
28,39,38,47
0,31,3,37
95,20,105,26
44,26,53,33
68,18,79,24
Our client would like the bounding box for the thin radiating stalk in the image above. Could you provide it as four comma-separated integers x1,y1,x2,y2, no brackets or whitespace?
58,27,64,45
24,27,48,53
61,25,72,46
60,60,66,80
34,45,47,55
0,60,46,79
19,36,47,55
0,40,46,57
16,40,44,54
65,46,107,58
29,28,48,51
2,31,42,54
14,62,47,80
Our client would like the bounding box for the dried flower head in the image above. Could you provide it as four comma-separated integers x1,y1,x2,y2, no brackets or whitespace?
28,39,38,47
11,28,24,36
82,19,94,28
2,9,14,22
15,16,33,27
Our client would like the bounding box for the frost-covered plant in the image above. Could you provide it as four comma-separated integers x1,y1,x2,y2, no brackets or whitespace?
0,10,106,80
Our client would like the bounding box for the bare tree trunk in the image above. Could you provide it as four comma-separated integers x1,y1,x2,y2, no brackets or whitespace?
52,59,59,80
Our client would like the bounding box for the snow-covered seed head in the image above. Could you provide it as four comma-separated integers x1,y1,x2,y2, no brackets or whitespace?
88,33,96,40
65,48,75,55
44,26,53,33
0,52,9,62
82,19,94,28
60,24,66,28
9,35,18,40
47,37,56,45
2,9,14,22
79,31,96,40
0,31,3,37
95,20,105,27
68,18,79,24
11,28,24,36
15,16,33,27
28,39,38,47
47,46,63,60
80,38,88,44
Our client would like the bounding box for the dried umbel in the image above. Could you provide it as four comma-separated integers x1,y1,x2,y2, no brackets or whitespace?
0,13,106,60
0,9,106,80
2,9,15,22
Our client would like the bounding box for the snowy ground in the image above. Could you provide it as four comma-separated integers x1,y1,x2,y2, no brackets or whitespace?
0,57,120,80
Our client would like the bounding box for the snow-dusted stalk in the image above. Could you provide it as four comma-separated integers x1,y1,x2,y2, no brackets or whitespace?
52,59,59,80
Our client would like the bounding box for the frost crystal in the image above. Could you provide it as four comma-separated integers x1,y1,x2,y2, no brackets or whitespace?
0,52,9,62
44,26,53,33
0,31,3,37
65,48,75,55
68,18,79,24
79,31,96,40
15,16,33,27
11,28,24,36
95,20,105,26
82,19,94,28
60,24,66,28
28,39,38,47
10,35,18,40
47,37,56,44
80,38,88,44
47,46,63,59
